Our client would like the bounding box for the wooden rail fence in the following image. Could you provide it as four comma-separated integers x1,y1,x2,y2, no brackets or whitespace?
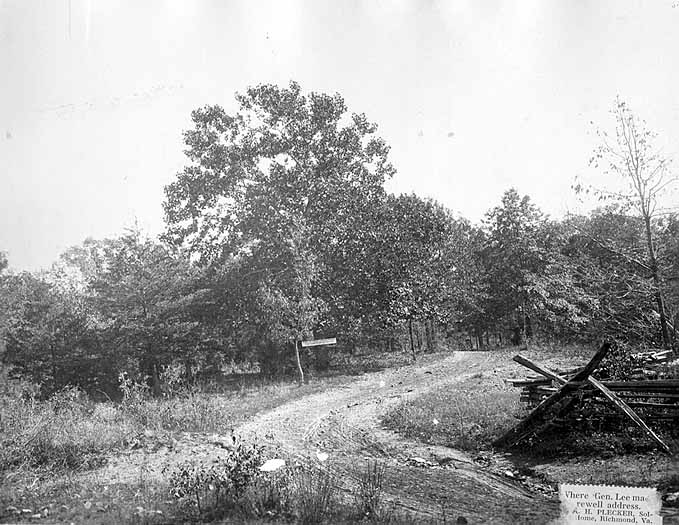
494,342,678,453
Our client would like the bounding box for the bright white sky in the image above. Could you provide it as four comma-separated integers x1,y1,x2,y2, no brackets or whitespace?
2,1,679,271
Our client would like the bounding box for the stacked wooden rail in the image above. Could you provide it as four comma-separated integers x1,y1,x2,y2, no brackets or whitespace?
510,349,674,408
495,343,679,453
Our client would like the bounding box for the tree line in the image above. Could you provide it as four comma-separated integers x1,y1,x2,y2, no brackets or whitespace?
1,83,676,396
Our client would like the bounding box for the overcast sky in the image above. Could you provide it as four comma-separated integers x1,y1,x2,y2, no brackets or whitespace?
2,1,679,271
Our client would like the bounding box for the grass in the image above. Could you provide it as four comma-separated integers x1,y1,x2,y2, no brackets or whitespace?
289,466,338,524
380,344,679,506
0,386,137,474
354,460,387,520
1,471,172,524
382,372,527,451
382,343,677,455
4,344,673,522
0,349,436,524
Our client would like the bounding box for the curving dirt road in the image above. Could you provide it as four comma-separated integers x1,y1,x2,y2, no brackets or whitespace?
97,350,560,523
238,351,560,523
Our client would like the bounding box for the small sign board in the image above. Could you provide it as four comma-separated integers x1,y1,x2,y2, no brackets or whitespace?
559,484,661,524
301,337,337,348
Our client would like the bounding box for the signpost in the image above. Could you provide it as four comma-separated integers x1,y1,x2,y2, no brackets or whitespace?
295,337,337,384
301,337,337,348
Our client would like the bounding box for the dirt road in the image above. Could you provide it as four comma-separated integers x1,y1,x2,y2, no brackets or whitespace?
97,350,560,523
238,351,560,523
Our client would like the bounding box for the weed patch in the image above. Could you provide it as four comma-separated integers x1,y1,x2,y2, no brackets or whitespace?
382,374,527,451
166,435,264,520
354,459,387,521
290,465,338,524
0,386,135,473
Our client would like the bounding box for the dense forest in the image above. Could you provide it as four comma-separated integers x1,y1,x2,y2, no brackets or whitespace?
1,83,677,397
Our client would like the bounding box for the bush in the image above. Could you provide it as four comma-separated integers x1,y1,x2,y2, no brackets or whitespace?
291,466,338,524
245,467,294,519
355,460,387,520
167,435,264,520
118,372,153,426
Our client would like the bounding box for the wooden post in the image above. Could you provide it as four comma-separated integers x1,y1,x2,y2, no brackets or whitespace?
294,340,304,384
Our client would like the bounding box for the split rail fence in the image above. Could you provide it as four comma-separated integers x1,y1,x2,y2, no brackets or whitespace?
495,342,678,453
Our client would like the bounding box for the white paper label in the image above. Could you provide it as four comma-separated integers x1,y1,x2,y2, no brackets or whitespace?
558,484,662,524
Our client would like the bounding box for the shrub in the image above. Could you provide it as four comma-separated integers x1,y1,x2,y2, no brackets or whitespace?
167,435,264,520
245,468,294,519
291,466,337,524
118,372,153,426
355,460,387,520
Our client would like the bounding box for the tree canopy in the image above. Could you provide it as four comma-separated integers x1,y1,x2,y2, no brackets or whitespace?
1,87,677,395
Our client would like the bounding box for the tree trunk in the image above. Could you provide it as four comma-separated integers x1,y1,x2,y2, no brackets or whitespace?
151,364,162,397
50,343,58,393
643,215,671,349
184,357,194,384
294,340,304,384
475,326,483,350
408,319,416,362
430,321,438,349
522,302,530,350
424,320,432,353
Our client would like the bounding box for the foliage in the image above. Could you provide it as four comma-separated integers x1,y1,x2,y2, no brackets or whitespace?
562,209,667,346
167,436,264,519
0,384,133,473
328,193,485,356
1,272,100,396
244,467,294,519
89,229,214,394
476,189,595,344
163,81,395,365
355,460,387,520
164,81,394,262
2,84,678,388
255,220,327,378
290,465,338,524
579,97,677,348
595,343,638,380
